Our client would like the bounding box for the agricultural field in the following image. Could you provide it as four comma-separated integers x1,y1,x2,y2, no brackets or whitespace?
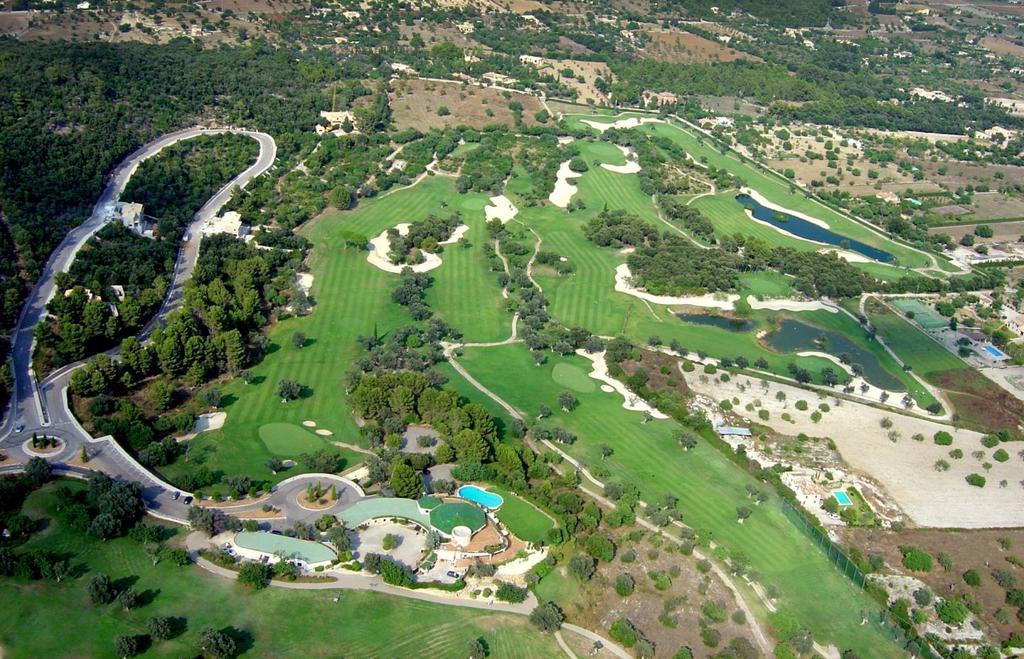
638,28,761,64
0,482,563,658
390,78,544,131
451,343,903,656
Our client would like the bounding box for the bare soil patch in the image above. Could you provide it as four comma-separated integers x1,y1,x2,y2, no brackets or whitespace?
981,35,1024,58
620,350,689,398
559,533,756,656
930,368,1024,433
390,78,543,131
521,57,612,104
840,526,1024,645
640,29,760,64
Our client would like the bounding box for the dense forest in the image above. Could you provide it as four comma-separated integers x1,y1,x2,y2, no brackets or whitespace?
0,39,378,340
69,234,303,479
33,135,261,374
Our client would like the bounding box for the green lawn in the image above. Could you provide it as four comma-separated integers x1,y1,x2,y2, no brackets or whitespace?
551,363,597,394
430,501,487,534
162,176,490,488
0,482,562,658
257,422,330,456
866,301,968,378
564,112,933,274
738,272,794,299
453,343,902,657
490,486,555,545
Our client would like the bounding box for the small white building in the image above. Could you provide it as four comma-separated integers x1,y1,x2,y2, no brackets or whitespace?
114,202,154,239
202,211,248,238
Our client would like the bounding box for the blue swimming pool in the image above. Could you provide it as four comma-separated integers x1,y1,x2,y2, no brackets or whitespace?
833,491,853,506
984,344,1007,359
458,485,504,509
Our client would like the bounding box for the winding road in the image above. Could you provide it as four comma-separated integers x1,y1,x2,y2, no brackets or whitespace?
0,126,276,520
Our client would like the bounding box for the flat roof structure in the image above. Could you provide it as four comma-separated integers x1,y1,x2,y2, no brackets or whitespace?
234,531,336,564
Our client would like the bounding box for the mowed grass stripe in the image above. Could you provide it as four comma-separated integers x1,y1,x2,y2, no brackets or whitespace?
454,344,901,657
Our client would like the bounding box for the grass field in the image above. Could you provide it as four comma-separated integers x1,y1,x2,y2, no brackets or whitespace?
430,501,487,534
564,112,933,274
452,343,902,656
0,482,562,658
490,486,555,544
551,363,597,393
257,422,329,456
161,176,504,488
888,298,948,330
737,272,794,299
866,301,967,378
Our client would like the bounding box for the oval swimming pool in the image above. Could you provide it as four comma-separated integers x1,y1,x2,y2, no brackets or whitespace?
457,485,504,510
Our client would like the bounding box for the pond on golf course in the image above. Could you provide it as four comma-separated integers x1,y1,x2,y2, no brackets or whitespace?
763,319,905,391
736,193,894,263
677,313,757,333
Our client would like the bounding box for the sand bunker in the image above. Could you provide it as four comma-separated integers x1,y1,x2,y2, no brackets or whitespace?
614,264,837,312
439,224,469,245
366,222,445,274
600,384,614,393
294,273,314,295
549,161,581,208
581,117,664,133
315,428,333,436
180,411,227,440
577,349,669,419
484,195,518,224
601,145,642,174
302,420,316,427
817,248,872,264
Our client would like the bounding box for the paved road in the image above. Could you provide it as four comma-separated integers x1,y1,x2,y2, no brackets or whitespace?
0,126,276,521
2,126,274,437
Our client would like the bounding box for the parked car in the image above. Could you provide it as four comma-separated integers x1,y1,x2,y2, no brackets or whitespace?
14,424,24,433
446,571,461,579
172,491,181,500
182,496,193,505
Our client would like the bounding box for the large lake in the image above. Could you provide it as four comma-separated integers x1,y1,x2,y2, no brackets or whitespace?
736,193,894,263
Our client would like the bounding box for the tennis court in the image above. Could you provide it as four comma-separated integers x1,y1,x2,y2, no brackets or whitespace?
889,298,947,330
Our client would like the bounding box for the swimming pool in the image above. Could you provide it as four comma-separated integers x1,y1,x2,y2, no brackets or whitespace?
832,491,853,507
457,485,504,510
983,344,1008,359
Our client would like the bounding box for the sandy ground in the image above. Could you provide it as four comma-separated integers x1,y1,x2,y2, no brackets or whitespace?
580,117,664,132
614,264,835,312
601,145,642,174
549,161,581,208
684,371,1024,528
179,411,227,441
816,248,873,264
302,420,316,427
295,272,314,294
315,429,333,436
439,224,469,245
366,223,444,274
576,349,669,419
484,195,518,224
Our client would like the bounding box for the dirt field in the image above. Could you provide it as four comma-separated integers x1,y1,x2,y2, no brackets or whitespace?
556,532,756,656
683,372,1024,529
841,526,1024,645
521,57,612,104
928,220,1024,240
981,35,1024,57
389,78,544,131
639,29,760,64
398,22,481,49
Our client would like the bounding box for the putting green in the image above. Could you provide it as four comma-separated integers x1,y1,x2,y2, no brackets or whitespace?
429,502,487,534
258,422,328,456
551,362,597,393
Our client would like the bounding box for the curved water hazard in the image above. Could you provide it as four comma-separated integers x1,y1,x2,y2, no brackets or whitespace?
763,319,904,391
736,193,894,263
